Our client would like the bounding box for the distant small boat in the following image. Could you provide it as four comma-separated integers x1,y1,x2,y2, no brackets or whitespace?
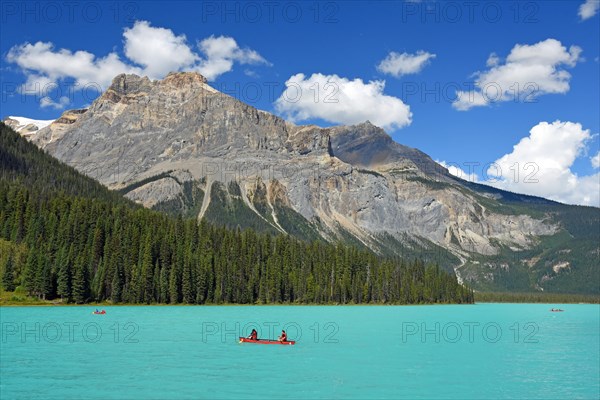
550,308,564,312
92,310,106,315
239,337,295,345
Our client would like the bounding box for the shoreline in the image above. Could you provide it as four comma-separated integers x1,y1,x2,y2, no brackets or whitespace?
2,301,598,307
0,302,475,307
3,290,598,307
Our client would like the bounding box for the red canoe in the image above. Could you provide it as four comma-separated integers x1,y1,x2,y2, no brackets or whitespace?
239,337,295,345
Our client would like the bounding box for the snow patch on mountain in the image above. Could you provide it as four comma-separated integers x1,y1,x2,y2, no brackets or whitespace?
4,116,55,133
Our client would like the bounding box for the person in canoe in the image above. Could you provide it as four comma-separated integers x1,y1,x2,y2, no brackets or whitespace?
247,329,258,340
278,330,287,342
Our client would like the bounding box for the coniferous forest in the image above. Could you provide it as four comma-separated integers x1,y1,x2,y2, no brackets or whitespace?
0,123,473,304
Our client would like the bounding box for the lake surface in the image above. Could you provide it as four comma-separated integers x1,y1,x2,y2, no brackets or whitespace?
1,304,598,399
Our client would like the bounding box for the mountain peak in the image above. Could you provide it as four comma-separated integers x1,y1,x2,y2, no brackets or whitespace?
164,71,208,84
107,73,153,97
104,72,217,101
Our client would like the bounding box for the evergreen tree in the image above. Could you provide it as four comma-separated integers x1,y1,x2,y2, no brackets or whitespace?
72,255,88,304
169,263,180,304
56,246,72,301
34,251,53,300
23,249,37,295
2,254,15,291
111,264,123,303
182,246,194,304
159,265,169,303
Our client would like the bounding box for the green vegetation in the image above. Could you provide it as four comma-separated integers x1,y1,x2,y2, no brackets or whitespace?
374,233,460,274
203,181,280,234
273,204,322,243
447,178,599,295
0,184,472,304
475,291,600,304
249,179,277,226
356,168,384,178
405,176,452,190
0,123,472,305
460,204,599,295
1,287,54,305
460,187,548,218
153,180,205,219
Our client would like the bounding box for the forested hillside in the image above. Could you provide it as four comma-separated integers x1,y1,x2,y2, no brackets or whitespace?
0,123,472,304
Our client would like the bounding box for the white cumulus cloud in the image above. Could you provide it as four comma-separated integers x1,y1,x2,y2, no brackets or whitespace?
579,0,600,20
486,52,500,67
123,21,199,78
591,151,600,168
40,96,70,110
453,39,582,111
437,121,599,206
487,121,599,206
377,50,436,78
195,35,270,81
6,41,140,89
274,73,412,130
6,21,270,109
436,161,479,182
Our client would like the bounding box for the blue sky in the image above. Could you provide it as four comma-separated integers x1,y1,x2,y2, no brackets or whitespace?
1,0,599,205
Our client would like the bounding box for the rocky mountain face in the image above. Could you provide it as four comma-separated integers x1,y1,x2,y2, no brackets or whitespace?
9,72,598,294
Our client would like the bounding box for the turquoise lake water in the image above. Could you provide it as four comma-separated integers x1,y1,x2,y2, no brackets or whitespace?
1,304,598,399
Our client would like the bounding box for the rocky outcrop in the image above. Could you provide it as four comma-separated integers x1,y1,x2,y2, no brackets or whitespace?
27,109,88,146
329,121,449,180
126,176,183,208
